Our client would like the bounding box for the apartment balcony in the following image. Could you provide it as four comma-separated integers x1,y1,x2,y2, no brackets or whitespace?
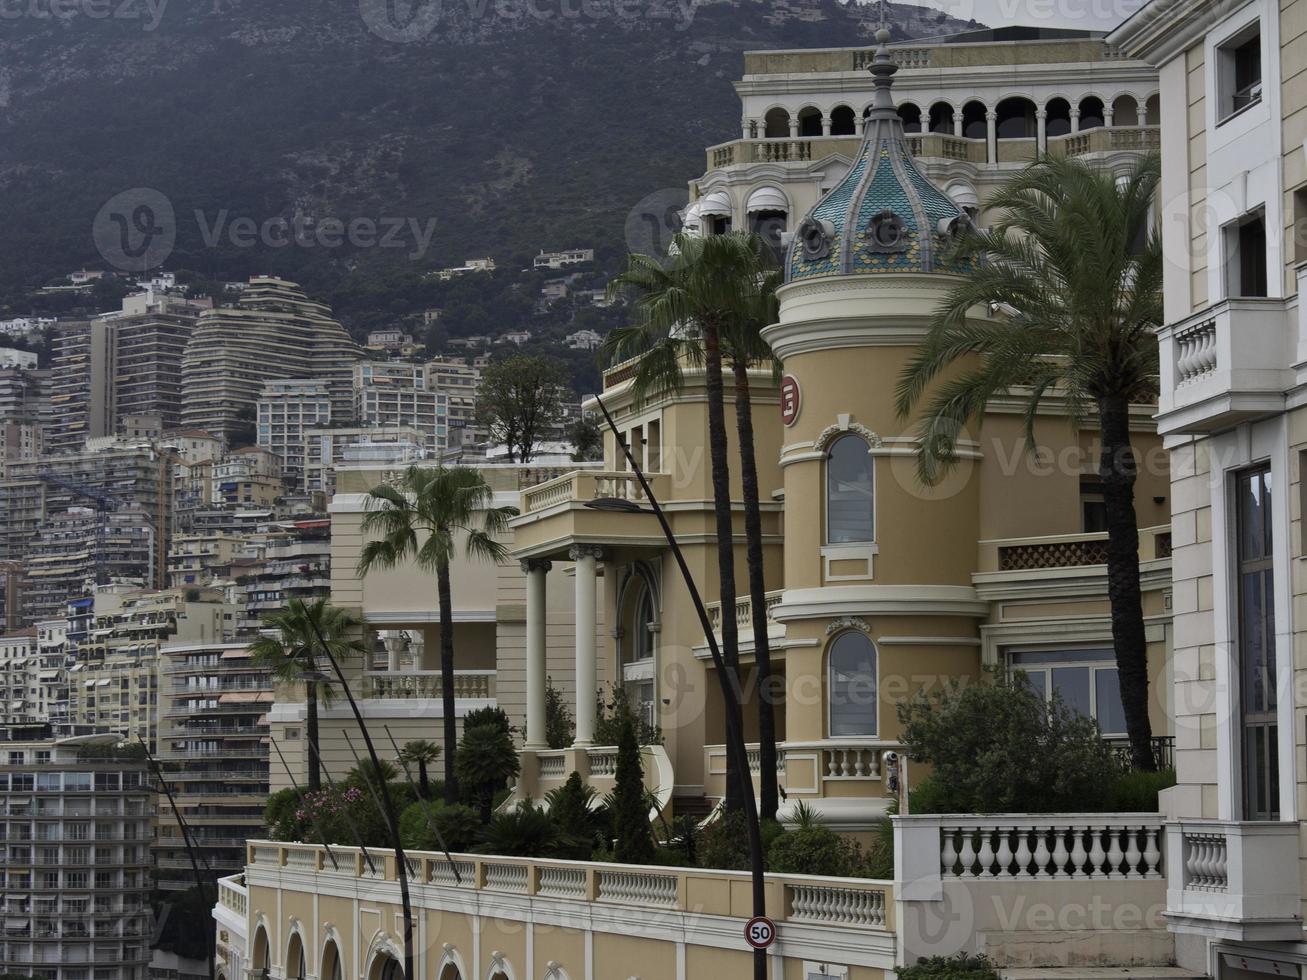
511,470,669,560
703,589,785,656
973,525,1172,602
1156,294,1297,436
1165,820,1302,941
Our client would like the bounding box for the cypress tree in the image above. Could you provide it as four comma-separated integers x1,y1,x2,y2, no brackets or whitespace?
612,716,655,864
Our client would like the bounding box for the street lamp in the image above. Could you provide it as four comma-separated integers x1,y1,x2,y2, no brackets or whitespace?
588,395,769,980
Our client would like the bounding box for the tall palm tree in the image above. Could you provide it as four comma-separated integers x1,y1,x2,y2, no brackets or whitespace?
249,598,367,792
398,739,441,798
895,153,1163,770
357,465,516,803
607,231,781,814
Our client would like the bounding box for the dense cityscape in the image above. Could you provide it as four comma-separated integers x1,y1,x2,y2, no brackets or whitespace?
0,2,1299,980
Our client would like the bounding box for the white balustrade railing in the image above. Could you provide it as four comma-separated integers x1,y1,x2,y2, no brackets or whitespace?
484,862,530,893
363,669,495,701
823,747,879,779
249,845,281,867
217,875,247,916
597,870,678,907
283,849,318,870
587,749,618,778
939,817,1164,880
428,859,475,887
789,883,887,927
538,752,566,780
1180,830,1229,892
538,866,587,899
1174,319,1218,385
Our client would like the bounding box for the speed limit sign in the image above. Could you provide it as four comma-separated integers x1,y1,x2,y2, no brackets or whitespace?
744,915,776,950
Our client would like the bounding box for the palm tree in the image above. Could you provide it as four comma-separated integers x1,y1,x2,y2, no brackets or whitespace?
895,153,1163,770
398,739,441,798
607,231,781,814
455,723,521,824
249,598,366,792
357,464,517,803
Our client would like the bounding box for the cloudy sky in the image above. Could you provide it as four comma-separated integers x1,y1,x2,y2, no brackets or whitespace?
894,0,1145,31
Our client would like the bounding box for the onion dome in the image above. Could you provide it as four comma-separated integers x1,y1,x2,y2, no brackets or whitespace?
785,28,974,282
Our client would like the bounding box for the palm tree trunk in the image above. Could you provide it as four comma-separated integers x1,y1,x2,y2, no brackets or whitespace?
1099,395,1156,771
731,360,779,821
703,321,745,812
437,557,461,803
306,680,321,793
417,761,430,800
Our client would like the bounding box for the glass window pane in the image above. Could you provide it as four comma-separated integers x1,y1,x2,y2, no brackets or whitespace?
1051,667,1092,719
1023,669,1047,702
1094,668,1126,735
1010,648,1114,666
829,632,877,737
827,435,874,543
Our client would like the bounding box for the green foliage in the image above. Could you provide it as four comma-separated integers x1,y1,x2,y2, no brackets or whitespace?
545,772,606,859
767,827,852,877
264,787,305,841
478,802,561,858
544,677,575,750
397,740,442,799
594,685,662,746
896,954,1001,980
346,758,399,791
611,716,655,864
898,668,1120,813
398,800,483,853
1104,767,1177,812
463,705,515,737
696,808,751,871
567,415,604,462
455,723,522,823
475,354,570,463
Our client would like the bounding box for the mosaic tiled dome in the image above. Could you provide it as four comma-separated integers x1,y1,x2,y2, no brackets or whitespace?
785,30,973,282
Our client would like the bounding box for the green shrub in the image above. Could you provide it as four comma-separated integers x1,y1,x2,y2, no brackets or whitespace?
463,705,514,737
478,802,560,857
696,808,750,871
264,787,305,841
398,800,483,853
767,827,851,877
594,685,662,746
896,954,1000,980
1105,768,1176,812
864,816,895,880
545,772,605,859
611,716,655,864
455,723,521,823
544,677,574,750
898,668,1120,813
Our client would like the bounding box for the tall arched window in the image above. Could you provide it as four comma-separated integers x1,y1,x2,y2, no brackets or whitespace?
826,434,874,543
828,632,877,737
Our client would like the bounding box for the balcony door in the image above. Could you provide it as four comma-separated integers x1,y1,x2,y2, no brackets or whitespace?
1236,464,1278,820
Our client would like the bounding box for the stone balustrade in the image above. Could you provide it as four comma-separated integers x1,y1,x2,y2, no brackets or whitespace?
938,816,1164,879
361,669,496,701
217,873,247,916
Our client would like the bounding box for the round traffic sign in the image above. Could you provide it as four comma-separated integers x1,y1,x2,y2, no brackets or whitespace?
744,915,776,950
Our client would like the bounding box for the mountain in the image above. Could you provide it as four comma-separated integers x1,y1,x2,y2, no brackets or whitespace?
0,0,975,309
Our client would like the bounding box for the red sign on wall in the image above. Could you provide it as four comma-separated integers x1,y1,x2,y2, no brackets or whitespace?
780,374,801,426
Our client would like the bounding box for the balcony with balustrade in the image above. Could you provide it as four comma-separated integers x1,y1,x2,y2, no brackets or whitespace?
1155,276,1303,436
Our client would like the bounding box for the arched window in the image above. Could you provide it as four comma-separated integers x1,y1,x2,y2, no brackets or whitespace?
830,105,857,136
1045,97,1072,138
826,434,874,543
798,106,823,137
323,942,344,980
828,632,877,737
928,101,955,134
764,107,791,139
897,102,922,133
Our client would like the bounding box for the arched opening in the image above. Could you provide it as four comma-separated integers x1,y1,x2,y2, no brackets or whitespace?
697,191,732,236
322,941,344,980
763,107,791,139
438,964,462,980
1078,95,1105,131
286,934,307,980
897,102,923,133
962,100,988,140
617,567,659,731
995,96,1036,139
747,187,788,255
828,631,878,738
1144,94,1160,126
1112,94,1139,126
928,101,955,134
1045,97,1072,138
944,182,980,219
829,104,857,136
252,927,271,980
368,953,403,980
826,434,874,544
797,106,823,137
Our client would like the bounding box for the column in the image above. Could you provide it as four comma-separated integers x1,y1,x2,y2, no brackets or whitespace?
570,546,602,747
522,558,552,748
1036,109,1048,153
1103,107,1114,129
382,632,403,672
788,117,799,138
953,112,963,138
822,116,832,136
985,110,998,164
1070,107,1081,133
742,118,751,140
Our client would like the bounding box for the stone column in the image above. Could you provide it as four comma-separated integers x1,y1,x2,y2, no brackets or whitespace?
1103,107,1115,129
570,546,602,747
822,117,832,136
1036,109,1048,152
788,117,800,138
382,631,403,672
1070,108,1081,133
985,110,998,164
953,112,963,138
522,558,552,749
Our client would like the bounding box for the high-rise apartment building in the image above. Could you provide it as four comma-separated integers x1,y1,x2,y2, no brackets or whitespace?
48,295,207,455
180,277,361,444
0,727,153,980
354,362,447,453
256,379,332,489
302,425,427,495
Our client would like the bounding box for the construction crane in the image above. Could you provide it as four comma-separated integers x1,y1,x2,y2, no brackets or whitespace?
36,468,121,588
